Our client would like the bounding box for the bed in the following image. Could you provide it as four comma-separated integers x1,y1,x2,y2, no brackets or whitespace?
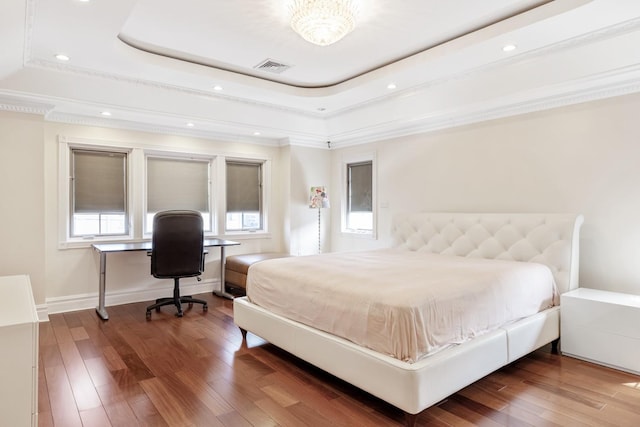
233,212,584,426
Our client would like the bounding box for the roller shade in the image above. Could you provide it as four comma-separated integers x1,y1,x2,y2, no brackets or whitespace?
227,161,261,212
147,157,209,212
73,150,126,213
349,161,372,212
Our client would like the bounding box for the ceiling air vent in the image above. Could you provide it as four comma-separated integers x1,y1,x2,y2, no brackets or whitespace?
254,59,292,74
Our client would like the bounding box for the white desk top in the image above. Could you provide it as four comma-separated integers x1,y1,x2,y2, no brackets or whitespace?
93,238,239,253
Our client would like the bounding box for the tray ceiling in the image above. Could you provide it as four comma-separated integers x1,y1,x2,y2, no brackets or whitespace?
117,0,549,88
2,0,640,146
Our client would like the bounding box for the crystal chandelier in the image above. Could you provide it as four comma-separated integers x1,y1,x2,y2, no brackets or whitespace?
289,0,359,46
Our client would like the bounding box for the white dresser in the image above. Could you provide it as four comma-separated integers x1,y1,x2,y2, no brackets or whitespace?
561,288,640,375
0,275,39,426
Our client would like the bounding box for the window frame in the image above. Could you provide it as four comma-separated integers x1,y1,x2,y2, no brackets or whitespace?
58,136,134,247
143,152,216,236
341,152,377,238
70,148,129,238
58,136,273,249
223,156,270,236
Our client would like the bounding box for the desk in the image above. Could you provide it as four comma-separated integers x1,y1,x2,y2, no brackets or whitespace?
92,239,240,320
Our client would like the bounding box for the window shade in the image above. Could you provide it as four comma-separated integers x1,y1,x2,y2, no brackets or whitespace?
226,161,260,212
349,161,372,212
147,157,209,212
73,150,126,213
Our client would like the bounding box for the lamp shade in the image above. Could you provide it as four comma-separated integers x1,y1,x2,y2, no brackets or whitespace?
309,186,330,208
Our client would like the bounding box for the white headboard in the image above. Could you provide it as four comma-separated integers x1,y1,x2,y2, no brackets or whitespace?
391,213,584,294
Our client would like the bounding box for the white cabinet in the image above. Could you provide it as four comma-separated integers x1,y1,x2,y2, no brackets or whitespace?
561,288,640,375
0,275,39,426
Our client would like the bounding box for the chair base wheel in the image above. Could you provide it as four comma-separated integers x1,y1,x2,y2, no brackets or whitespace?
203,304,208,312
145,289,207,319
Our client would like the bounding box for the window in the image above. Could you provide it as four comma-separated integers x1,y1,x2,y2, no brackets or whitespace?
226,160,262,231
346,160,373,232
60,136,271,247
70,149,128,237
146,156,211,233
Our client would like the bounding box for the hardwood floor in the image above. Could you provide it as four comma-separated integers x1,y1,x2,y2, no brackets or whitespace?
38,293,640,426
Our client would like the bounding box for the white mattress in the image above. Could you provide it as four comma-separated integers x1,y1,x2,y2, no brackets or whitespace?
246,249,557,363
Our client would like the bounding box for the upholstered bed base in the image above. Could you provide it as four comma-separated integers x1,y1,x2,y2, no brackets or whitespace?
234,212,583,425
234,298,559,415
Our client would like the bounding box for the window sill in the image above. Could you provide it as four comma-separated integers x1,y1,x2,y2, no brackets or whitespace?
219,231,272,241
59,236,142,250
59,230,273,250
341,230,376,240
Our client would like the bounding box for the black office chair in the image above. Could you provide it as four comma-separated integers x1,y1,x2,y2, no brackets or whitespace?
146,210,208,319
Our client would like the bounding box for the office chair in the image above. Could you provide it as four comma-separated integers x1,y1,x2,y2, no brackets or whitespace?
146,210,208,319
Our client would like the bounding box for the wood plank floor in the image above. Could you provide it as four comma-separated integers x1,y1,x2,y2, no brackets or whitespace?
38,292,640,426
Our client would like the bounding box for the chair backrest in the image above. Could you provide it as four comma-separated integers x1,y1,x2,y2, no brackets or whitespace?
151,210,204,279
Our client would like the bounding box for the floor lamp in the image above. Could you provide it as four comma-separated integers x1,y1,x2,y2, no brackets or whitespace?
309,186,330,253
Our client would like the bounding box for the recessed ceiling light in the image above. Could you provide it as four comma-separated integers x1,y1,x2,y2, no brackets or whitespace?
502,44,517,52
100,111,111,116
55,54,70,61
387,83,397,90
186,122,194,127
213,85,223,91
253,131,261,136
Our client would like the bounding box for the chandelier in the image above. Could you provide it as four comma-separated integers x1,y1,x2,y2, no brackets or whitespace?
289,0,359,46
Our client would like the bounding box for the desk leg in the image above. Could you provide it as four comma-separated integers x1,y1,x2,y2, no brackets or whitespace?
96,251,109,320
213,246,235,299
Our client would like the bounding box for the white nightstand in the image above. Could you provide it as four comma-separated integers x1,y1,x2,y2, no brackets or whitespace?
561,288,640,375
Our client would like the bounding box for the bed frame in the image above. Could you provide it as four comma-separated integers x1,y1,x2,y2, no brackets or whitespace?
233,213,584,426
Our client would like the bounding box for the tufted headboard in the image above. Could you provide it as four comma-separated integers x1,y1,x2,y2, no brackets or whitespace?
391,213,584,295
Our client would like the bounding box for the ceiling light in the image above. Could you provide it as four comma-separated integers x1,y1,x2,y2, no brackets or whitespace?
186,122,194,127
387,83,397,90
253,131,261,136
55,54,70,61
100,111,111,116
213,85,223,91
502,44,517,52
289,0,359,46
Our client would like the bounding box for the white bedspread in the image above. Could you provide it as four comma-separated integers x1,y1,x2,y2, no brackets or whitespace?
246,249,557,363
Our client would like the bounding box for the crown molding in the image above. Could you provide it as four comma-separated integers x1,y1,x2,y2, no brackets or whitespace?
326,15,640,119
46,112,287,146
330,65,640,148
285,137,331,149
22,0,37,66
0,94,54,115
25,58,328,120
46,111,329,149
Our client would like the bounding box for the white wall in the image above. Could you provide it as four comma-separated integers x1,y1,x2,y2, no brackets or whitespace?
3,91,640,314
41,122,288,311
331,92,640,295
0,111,330,315
0,112,45,304
288,145,332,256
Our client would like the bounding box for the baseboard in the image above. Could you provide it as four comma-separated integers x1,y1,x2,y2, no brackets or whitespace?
36,305,50,322
39,279,219,321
